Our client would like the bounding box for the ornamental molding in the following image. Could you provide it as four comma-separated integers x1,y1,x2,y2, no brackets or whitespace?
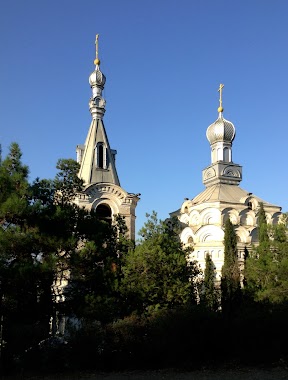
200,207,221,225
197,224,224,243
83,183,139,206
85,184,126,200
204,168,216,180
222,166,241,178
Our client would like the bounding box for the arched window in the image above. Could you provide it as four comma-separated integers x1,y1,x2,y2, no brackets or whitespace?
217,147,222,161
98,144,103,168
223,147,229,162
187,236,193,244
96,204,112,224
96,142,107,169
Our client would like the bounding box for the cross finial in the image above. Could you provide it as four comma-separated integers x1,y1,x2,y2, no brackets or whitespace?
94,34,100,66
218,83,224,112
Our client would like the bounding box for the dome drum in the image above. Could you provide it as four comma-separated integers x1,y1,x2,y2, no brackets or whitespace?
203,162,242,187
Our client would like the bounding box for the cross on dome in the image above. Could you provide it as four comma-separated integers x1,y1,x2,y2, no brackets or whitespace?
94,34,100,66
218,83,224,113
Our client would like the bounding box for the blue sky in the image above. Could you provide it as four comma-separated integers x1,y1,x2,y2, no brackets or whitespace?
0,0,287,235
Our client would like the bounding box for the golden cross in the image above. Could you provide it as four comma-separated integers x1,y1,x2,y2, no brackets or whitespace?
95,34,99,60
218,83,224,109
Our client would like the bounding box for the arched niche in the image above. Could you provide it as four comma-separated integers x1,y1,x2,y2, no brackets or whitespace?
250,227,258,243
235,226,250,243
197,225,224,243
239,209,256,227
241,196,258,211
96,203,112,224
222,208,239,225
180,227,196,245
200,208,221,226
272,212,282,225
223,147,230,162
181,201,191,214
189,210,200,227
179,213,189,225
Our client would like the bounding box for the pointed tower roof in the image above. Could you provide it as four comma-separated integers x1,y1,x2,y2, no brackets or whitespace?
77,35,120,186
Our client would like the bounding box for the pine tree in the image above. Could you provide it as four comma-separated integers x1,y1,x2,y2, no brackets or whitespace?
221,219,241,315
64,215,132,323
0,151,94,361
202,253,219,311
0,143,44,362
0,142,29,227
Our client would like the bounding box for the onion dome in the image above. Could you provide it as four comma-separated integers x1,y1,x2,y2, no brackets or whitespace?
89,65,106,89
206,112,236,145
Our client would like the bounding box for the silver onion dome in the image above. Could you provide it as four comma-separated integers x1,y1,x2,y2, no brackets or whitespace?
206,113,236,145
89,65,106,89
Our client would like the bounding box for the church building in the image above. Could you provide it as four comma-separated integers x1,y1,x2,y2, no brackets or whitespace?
171,85,282,279
74,36,140,240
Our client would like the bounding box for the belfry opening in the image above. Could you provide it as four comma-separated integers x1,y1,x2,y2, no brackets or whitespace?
96,203,112,224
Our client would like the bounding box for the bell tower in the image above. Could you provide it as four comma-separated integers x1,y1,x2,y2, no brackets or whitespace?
75,35,140,240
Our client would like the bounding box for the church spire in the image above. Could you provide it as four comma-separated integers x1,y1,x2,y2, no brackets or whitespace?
75,35,139,241
76,35,120,186
202,85,242,187
88,34,106,120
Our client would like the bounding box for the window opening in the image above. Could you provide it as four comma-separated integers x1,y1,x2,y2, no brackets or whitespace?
96,204,112,224
98,144,104,168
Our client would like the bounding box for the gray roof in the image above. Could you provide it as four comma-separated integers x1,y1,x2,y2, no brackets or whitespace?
191,183,280,209
78,118,120,186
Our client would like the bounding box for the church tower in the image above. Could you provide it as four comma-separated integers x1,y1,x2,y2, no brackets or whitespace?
171,85,281,279
202,84,242,187
75,35,140,240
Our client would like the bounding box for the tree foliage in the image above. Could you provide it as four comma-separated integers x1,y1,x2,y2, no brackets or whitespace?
257,202,269,244
120,212,200,315
245,212,288,303
202,253,219,311
0,142,29,227
1,143,288,373
0,145,103,362
221,219,241,315
64,215,133,323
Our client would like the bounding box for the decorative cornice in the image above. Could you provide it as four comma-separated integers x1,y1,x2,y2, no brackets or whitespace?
83,183,140,206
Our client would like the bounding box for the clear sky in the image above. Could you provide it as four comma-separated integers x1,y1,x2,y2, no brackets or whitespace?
0,0,287,235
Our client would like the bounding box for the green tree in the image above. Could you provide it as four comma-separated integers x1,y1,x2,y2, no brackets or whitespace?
257,202,269,244
54,158,83,206
245,215,288,303
202,254,219,311
221,219,241,315
0,143,44,365
120,212,200,315
64,214,132,323
0,142,29,227
0,151,91,364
